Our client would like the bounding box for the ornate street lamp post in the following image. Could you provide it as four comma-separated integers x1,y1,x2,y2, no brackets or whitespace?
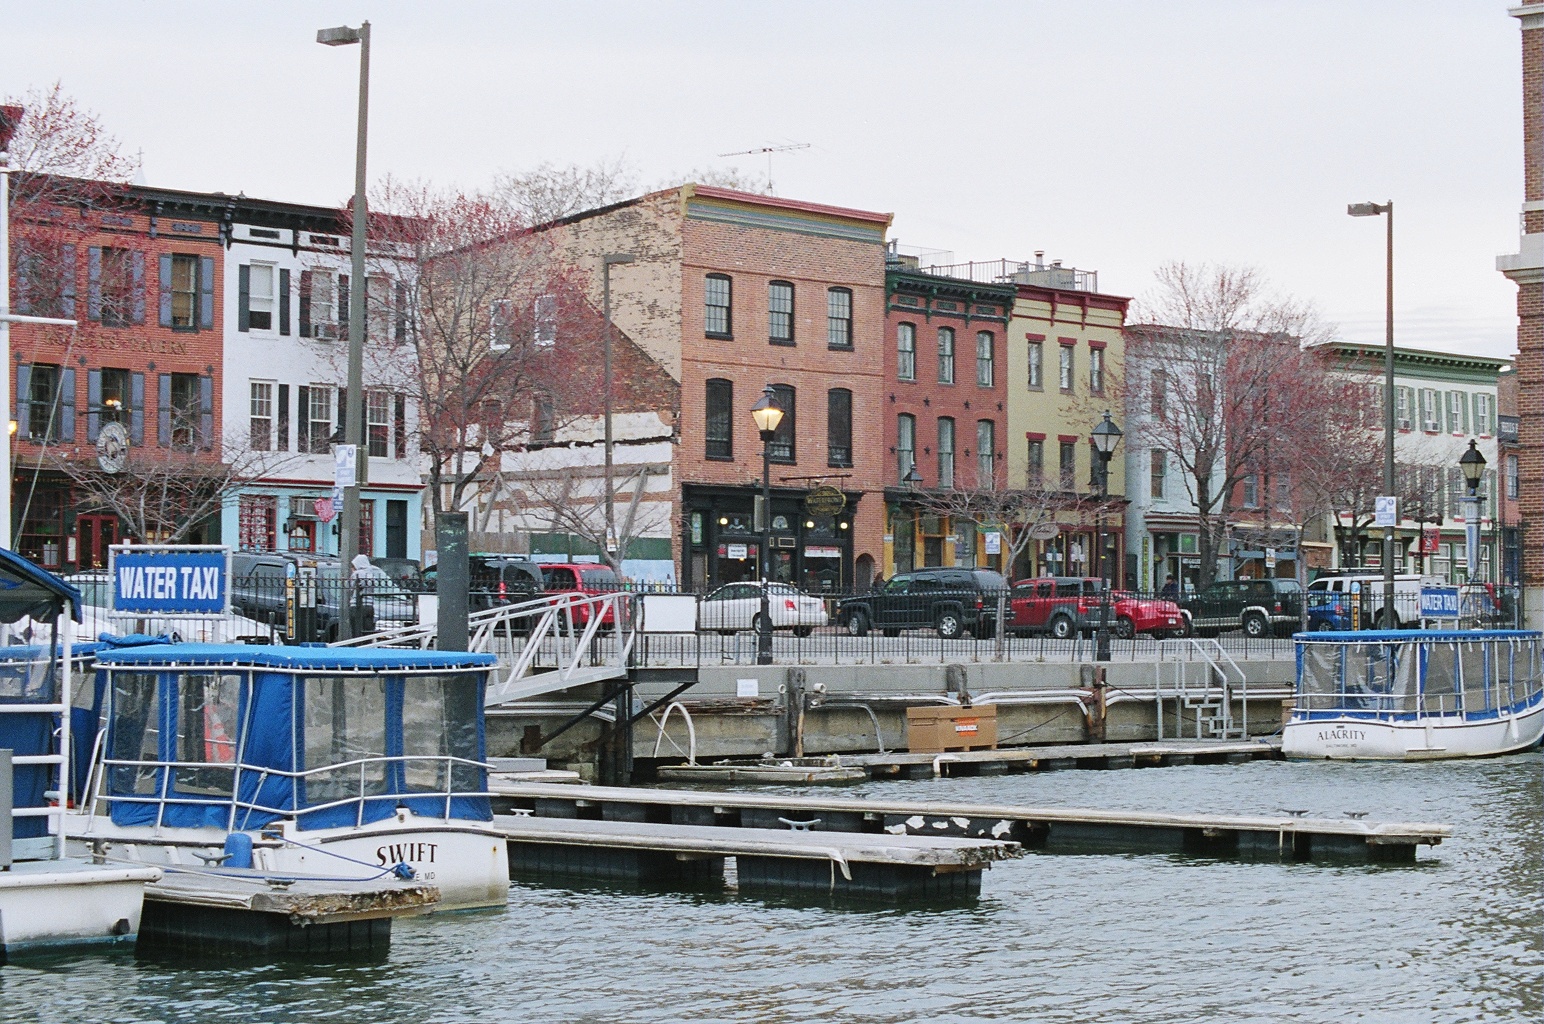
1090,411,1122,662
1460,439,1488,582
750,386,785,665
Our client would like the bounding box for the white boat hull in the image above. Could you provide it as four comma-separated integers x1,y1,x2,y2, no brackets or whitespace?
1282,697,1544,761
0,859,162,958
66,808,510,911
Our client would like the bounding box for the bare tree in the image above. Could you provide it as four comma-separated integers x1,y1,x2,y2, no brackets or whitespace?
2,82,139,206
492,157,639,225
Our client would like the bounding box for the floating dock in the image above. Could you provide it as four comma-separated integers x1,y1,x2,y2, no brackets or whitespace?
137,870,440,957
493,813,1019,901
492,781,1449,866
843,738,1282,778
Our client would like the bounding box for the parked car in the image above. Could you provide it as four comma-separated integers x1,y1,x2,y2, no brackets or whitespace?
229,552,355,640
1179,578,1304,638
1007,577,1187,639
424,555,545,611
835,567,1008,640
1305,572,1436,629
370,556,427,593
698,581,828,637
1458,582,1515,629
1306,590,1352,631
540,563,625,628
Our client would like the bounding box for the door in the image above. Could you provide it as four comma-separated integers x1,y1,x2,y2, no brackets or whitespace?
385,500,408,560
77,514,117,571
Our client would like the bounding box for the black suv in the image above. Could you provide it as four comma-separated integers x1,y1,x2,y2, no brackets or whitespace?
837,567,1008,640
424,555,544,611
1180,578,1304,638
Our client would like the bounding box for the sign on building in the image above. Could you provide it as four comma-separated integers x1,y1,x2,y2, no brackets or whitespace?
110,545,230,615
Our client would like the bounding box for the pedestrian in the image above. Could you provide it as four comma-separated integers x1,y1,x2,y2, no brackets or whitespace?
1160,574,1179,600
870,572,885,592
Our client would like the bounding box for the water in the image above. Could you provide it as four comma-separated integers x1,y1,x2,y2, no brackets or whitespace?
3,755,1539,1023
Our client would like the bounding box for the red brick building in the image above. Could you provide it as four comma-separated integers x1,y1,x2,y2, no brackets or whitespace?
7,178,227,570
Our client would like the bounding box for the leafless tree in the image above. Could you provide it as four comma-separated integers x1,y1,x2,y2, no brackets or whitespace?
2,82,139,206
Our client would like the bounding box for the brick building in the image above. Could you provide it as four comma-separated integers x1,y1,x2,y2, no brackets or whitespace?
1498,365,1521,585
7,178,227,570
540,185,892,591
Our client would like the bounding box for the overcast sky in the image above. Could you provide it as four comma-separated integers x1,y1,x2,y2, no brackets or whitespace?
4,1,1527,359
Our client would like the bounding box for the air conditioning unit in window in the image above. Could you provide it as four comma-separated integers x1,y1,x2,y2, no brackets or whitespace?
313,322,339,341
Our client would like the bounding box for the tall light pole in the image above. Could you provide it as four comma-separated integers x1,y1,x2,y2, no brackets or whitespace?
1348,200,1395,626
319,21,370,640
1460,439,1487,583
750,386,785,666
1090,411,1122,662
601,253,635,567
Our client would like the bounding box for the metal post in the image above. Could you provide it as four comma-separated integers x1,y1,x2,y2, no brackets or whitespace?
1466,493,1482,581
1382,202,1396,628
758,435,774,665
436,511,469,652
1095,457,1112,662
1,148,11,550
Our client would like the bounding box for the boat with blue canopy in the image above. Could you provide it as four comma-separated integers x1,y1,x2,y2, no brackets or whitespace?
1282,629,1544,760
66,642,511,910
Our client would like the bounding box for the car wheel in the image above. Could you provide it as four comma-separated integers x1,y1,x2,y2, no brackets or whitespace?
1049,615,1075,640
846,611,870,637
1114,616,1135,640
936,610,964,640
1242,612,1268,639
792,625,813,638
751,613,770,635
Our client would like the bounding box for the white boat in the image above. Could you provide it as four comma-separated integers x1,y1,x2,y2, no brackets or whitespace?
67,642,512,911
1282,629,1544,760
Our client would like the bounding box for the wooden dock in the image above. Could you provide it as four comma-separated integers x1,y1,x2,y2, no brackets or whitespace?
843,738,1283,778
491,781,1450,866
492,813,1020,901
137,869,440,957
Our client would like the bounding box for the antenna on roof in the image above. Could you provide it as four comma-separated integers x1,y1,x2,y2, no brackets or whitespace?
715,142,811,196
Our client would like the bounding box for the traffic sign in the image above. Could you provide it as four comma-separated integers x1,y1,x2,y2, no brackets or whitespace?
1374,495,1397,527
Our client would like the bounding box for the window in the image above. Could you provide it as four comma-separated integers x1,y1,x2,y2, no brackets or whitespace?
95,367,132,434
1508,454,1519,499
1447,391,1466,433
827,388,852,467
1242,474,1259,508
239,495,277,552
937,417,955,489
1027,339,1043,389
1059,342,1074,392
533,293,557,348
1395,387,1412,430
769,384,796,463
1420,388,1440,432
168,373,201,449
368,275,392,342
897,414,916,482
301,385,334,454
1448,467,1465,512
250,381,274,451
897,323,916,381
532,394,555,444
1474,393,1495,435
368,391,391,458
22,364,68,443
92,246,142,328
14,242,76,319
705,274,732,337
768,281,794,345
1150,449,1166,499
976,332,994,387
301,270,342,340
827,288,853,349
169,254,198,329
1088,345,1104,394
1059,441,1077,490
705,379,733,460
976,420,995,486
245,263,275,331
1276,474,1291,510
1027,439,1044,488
489,299,515,352
1151,368,1167,416
937,327,955,384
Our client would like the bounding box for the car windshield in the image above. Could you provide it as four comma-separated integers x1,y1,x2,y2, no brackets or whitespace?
581,569,619,588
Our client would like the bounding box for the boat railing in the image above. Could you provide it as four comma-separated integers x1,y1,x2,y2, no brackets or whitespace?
1293,633,1544,719
90,752,494,833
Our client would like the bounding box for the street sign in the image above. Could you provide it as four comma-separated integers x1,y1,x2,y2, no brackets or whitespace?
1420,587,1460,618
1264,547,1277,570
983,531,1002,555
1374,495,1397,527
334,444,358,489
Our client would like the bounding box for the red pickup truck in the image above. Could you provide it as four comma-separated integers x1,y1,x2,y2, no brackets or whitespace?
1008,577,1188,639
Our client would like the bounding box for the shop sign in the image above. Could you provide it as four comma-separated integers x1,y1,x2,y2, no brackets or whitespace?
805,485,846,517
805,546,841,559
725,543,749,560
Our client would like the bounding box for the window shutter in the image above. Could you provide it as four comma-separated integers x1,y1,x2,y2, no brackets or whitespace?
86,247,102,321
338,274,349,337
393,393,406,459
13,247,32,315
130,251,146,324
337,386,346,441
59,244,77,318
15,365,30,438
277,383,290,451
158,253,173,327
199,256,215,329
394,282,407,342
157,374,172,447
296,385,311,453
87,369,102,442
130,373,145,446
199,375,214,449
298,270,312,337
278,269,291,336
237,264,251,332
58,368,76,442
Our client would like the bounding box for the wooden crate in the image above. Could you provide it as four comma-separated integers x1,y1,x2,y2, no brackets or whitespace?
905,704,998,753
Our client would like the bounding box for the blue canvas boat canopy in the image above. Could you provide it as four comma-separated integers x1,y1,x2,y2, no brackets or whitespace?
94,642,496,672
0,547,81,623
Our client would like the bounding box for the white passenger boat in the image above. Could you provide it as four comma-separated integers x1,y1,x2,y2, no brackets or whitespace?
1282,629,1544,760
67,642,511,910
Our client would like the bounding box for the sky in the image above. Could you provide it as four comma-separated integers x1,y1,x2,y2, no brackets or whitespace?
3,1,1528,359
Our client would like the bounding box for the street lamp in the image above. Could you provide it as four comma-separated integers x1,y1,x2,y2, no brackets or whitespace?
750,386,785,665
319,21,370,640
1460,439,1487,582
601,253,635,564
1348,200,1396,625
1090,411,1122,662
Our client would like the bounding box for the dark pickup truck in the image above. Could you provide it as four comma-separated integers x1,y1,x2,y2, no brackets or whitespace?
836,567,1008,640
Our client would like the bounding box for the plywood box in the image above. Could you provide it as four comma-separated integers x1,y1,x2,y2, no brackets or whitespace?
905,704,998,753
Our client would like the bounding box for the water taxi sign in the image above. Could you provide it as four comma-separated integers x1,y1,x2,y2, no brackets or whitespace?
109,545,230,615
1419,586,1460,619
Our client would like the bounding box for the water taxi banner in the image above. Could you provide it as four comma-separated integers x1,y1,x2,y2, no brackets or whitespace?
112,549,229,614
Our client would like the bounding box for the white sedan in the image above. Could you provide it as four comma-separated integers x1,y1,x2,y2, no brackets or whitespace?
698,582,829,637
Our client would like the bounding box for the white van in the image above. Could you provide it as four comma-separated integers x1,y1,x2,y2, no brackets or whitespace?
1305,572,1441,629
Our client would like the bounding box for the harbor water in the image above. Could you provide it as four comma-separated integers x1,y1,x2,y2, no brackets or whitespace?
1,754,1539,1024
